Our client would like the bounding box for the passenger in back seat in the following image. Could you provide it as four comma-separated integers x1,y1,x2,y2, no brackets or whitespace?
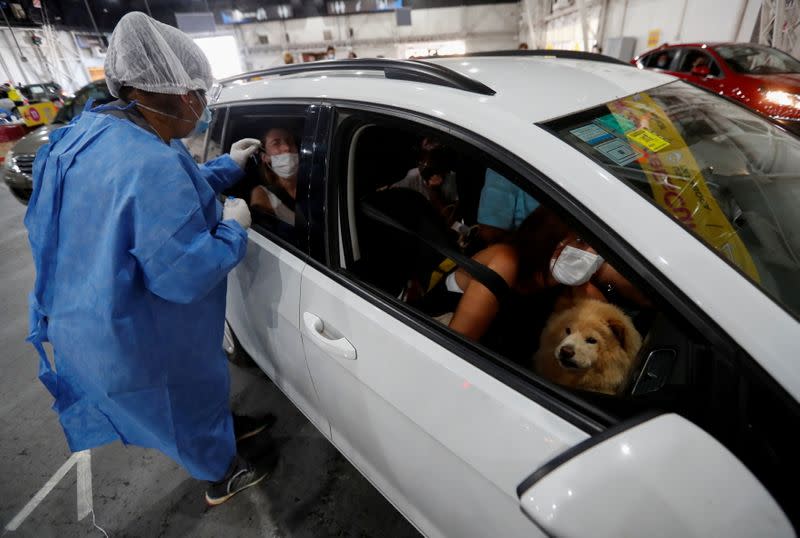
390,137,459,223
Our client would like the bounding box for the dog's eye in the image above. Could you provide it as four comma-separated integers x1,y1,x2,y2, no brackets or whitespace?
586,337,597,344
565,327,571,335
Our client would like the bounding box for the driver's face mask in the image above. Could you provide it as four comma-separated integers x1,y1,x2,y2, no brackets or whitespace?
269,152,299,178
550,245,604,286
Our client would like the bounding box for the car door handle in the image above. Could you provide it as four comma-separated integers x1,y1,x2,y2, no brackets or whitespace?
302,312,357,360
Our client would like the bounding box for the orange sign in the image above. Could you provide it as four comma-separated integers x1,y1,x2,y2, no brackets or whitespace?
647,29,661,48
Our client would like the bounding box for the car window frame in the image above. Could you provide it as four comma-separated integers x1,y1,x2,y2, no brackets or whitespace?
674,47,724,78
219,99,323,261
304,100,771,433
643,48,679,71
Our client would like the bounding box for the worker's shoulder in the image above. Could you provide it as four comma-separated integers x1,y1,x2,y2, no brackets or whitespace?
72,111,186,165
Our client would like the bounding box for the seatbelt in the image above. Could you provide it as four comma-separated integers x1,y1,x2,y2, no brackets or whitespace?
360,202,511,305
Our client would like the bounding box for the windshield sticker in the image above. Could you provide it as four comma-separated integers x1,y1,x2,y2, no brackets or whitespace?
569,124,614,145
594,138,639,166
594,113,635,136
626,127,670,152
606,93,760,281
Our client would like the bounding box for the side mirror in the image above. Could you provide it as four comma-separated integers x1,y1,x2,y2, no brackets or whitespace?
517,414,793,537
691,65,711,77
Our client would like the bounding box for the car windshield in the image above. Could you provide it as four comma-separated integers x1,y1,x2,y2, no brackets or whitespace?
716,44,800,74
543,81,800,319
27,85,46,97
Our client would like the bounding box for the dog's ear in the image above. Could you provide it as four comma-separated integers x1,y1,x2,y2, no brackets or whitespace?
606,318,627,349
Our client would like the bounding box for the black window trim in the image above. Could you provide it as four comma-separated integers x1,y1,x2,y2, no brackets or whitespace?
218,99,323,260
303,99,761,435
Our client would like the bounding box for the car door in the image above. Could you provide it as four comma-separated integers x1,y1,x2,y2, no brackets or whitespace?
222,102,331,437
299,104,798,537
299,106,597,537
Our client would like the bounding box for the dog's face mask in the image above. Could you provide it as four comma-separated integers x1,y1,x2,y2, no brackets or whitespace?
553,318,628,370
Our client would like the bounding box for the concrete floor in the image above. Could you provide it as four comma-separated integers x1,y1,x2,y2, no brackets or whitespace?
0,185,420,537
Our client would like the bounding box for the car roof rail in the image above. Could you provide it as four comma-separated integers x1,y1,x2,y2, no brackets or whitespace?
430,49,632,66
213,58,496,97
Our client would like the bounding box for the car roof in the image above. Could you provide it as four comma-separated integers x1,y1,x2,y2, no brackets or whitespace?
216,56,674,123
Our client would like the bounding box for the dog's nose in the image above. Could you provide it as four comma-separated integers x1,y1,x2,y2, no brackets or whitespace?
558,346,579,369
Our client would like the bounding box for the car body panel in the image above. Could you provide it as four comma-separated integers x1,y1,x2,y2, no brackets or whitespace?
519,414,794,537
226,232,331,437
300,262,585,537
217,66,800,402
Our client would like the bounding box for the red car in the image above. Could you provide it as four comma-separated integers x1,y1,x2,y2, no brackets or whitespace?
632,42,800,134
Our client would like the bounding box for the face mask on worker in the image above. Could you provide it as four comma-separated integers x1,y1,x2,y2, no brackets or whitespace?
188,103,211,136
134,90,210,135
550,245,604,286
269,152,299,178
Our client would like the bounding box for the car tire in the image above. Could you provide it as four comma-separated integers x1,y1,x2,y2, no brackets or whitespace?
223,320,258,369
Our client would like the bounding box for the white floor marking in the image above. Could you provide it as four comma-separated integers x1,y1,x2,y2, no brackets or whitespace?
76,450,93,521
3,449,93,532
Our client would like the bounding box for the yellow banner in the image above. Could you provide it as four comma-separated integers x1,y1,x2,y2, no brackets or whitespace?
18,102,58,127
606,93,760,281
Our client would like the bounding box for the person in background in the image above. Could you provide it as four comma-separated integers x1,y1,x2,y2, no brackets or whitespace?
283,51,294,64
326,45,336,59
518,42,529,50
476,168,539,245
23,11,273,508
348,50,358,59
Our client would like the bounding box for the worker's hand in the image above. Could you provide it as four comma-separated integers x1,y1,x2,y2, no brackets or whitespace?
230,138,262,169
223,197,251,230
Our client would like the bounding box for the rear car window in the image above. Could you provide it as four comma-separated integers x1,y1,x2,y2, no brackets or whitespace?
542,81,800,319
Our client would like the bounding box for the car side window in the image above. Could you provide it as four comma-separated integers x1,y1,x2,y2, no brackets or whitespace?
223,104,311,248
643,49,678,70
330,109,800,526
676,49,721,77
336,112,667,394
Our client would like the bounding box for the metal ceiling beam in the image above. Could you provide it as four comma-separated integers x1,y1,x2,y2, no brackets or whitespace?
760,0,800,56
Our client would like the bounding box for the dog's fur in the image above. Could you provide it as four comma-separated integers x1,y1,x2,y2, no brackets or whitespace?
533,299,642,395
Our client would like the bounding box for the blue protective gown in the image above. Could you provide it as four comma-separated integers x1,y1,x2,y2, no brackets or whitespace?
24,102,247,481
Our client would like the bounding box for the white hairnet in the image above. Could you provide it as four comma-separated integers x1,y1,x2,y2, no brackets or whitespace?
104,12,213,98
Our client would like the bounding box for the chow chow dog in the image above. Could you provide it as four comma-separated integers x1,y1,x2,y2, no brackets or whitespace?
533,299,642,394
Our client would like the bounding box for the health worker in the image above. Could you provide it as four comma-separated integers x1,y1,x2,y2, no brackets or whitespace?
24,11,273,506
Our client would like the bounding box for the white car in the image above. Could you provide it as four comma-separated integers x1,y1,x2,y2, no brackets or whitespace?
196,52,800,537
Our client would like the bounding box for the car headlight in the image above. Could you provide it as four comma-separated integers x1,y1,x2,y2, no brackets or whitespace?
763,90,800,109
3,150,13,170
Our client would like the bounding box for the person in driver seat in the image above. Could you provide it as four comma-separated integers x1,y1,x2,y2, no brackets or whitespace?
250,126,298,227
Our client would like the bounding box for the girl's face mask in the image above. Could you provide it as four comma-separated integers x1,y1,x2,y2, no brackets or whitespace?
550,245,604,286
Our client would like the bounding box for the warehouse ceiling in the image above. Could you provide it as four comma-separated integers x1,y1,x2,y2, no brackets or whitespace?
2,0,516,32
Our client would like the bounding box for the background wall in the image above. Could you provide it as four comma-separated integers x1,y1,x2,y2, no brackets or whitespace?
1,27,95,92
0,0,776,93
235,4,521,69
538,0,763,57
